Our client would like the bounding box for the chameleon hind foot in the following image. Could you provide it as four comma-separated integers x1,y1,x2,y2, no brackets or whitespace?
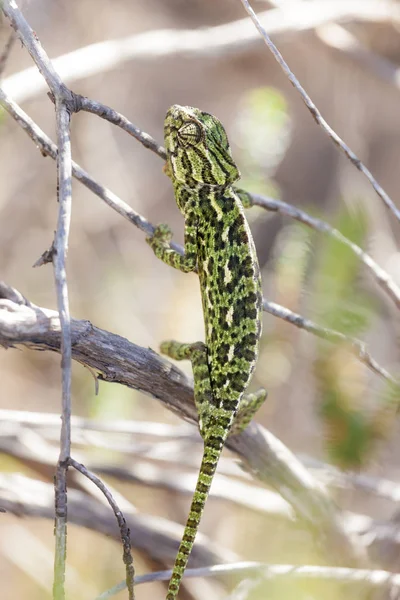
230,387,268,435
160,339,203,360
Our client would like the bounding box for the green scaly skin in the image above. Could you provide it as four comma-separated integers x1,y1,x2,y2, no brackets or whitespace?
147,105,266,600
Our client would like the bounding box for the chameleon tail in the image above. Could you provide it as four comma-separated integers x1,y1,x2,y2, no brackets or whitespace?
166,442,222,600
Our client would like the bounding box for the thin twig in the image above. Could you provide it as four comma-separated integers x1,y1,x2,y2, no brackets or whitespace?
2,421,398,561
303,455,400,503
4,407,400,506
77,95,166,159
69,458,135,600
2,1,398,103
97,560,400,599
0,408,192,438
250,194,400,311
2,2,75,598
239,0,400,223
0,474,227,572
262,299,398,385
2,88,399,320
0,88,155,237
52,100,72,600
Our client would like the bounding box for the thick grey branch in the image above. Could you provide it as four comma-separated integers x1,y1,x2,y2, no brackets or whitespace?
0,287,367,566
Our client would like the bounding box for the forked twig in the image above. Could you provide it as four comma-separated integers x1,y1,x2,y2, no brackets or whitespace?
2,2,73,598
69,458,135,600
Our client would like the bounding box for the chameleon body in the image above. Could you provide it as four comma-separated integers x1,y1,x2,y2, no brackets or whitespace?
147,105,266,599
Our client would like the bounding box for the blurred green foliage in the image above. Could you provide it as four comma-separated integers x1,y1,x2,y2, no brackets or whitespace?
235,86,291,197
235,86,397,469
312,208,390,468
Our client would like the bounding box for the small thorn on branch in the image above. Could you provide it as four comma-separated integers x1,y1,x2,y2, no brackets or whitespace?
33,240,56,268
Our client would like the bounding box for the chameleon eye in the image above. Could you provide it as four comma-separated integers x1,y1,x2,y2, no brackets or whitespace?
177,120,203,147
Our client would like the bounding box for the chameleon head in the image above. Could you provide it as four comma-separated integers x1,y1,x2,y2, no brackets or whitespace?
164,104,240,188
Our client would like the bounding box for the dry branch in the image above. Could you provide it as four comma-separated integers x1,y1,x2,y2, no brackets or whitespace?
0,284,367,567
0,474,228,570
99,561,400,599
2,410,400,570
69,458,135,600
1,1,398,593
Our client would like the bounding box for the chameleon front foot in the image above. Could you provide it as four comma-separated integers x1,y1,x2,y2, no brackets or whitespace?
146,223,197,272
234,187,253,208
146,223,173,248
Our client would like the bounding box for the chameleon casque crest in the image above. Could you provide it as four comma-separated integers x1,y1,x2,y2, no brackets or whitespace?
147,105,266,599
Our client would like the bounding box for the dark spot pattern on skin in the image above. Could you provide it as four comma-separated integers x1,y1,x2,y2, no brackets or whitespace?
222,400,237,412
226,280,237,295
234,345,256,362
220,196,235,213
182,533,195,544
242,332,258,347
201,457,219,473
230,378,245,392
227,218,248,245
216,415,233,429
197,482,209,494
206,436,224,452
217,342,230,363
175,558,186,568
186,518,198,529
218,310,227,328
228,254,240,271
214,234,226,252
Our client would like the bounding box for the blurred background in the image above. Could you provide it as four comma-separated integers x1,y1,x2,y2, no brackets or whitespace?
1,0,400,598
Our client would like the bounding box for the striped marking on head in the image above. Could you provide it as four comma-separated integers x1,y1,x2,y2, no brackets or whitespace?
164,105,240,189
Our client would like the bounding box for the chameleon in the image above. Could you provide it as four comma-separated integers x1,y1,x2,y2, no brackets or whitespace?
146,104,266,599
